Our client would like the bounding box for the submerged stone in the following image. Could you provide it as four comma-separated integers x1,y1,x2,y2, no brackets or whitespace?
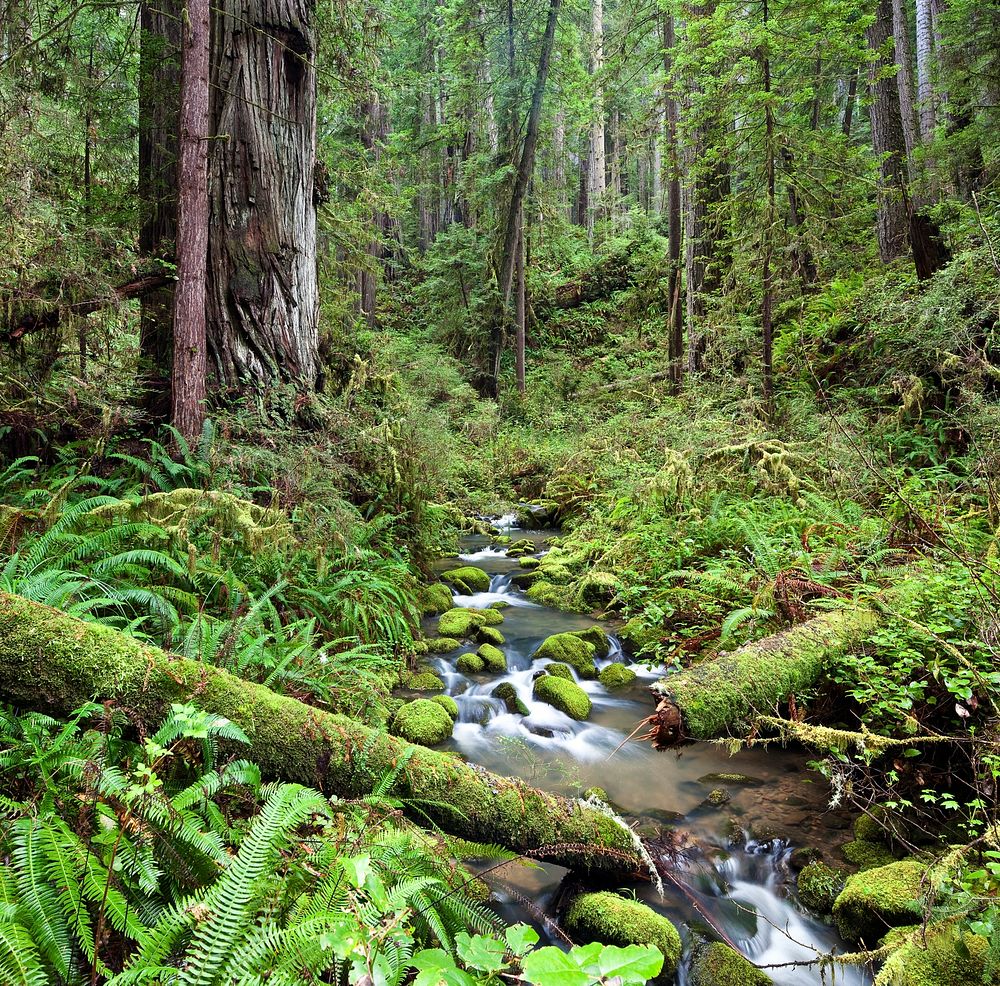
564,891,681,977
531,632,597,678
532,673,592,720
441,566,492,594
390,699,454,746
698,772,763,787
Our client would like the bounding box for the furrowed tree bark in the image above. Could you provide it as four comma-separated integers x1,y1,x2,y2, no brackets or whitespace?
915,0,935,142
205,0,320,391
587,0,606,241
866,0,910,264
171,0,211,442
648,606,879,745
892,0,919,158
661,11,683,391
0,591,644,877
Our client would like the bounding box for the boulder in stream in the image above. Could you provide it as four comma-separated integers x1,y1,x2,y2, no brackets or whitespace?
599,662,636,689
570,626,611,659
544,662,574,679
689,942,773,986
399,670,445,691
476,625,505,646
564,891,681,978
492,682,529,716
531,632,598,678
476,643,507,672
425,636,461,654
437,607,503,638
441,566,492,594
430,694,459,720
832,857,929,944
456,652,485,674
418,582,454,615
390,699,454,746
532,673,592,720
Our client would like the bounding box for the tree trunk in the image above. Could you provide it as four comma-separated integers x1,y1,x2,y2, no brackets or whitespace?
842,67,859,137
138,0,182,416
359,92,389,329
866,0,911,263
648,607,879,745
487,0,561,394
587,0,606,240
0,591,645,877
761,0,774,416
916,0,935,141
892,0,920,158
662,11,683,390
515,213,526,394
171,0,211,441
205,0,319,391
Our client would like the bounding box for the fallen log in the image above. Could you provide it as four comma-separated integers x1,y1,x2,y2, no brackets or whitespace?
648,606,878,746
0,591,644,877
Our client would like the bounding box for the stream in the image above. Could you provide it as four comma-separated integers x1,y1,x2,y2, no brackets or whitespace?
423,517,870,986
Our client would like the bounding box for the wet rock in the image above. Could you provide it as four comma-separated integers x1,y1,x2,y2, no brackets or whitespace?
531,632,598,678
430,694,459,721
476,624,505,646
492,682,529,716
689,942,773,986
599,662,637,689
571,626,611,659
488,600,511,610
437,607,503,638
789,846,820,871
532,673,592,721
703,788,731,808
418,582,454,616
390,699,454,746
544,662,574,680
456,652,485,674
441,566,492,594
510,571,540,589
698,772,763,787
476,643,507,673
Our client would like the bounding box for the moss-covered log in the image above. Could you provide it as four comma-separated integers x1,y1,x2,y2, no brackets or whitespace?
0,591,643,876
649,606,878,745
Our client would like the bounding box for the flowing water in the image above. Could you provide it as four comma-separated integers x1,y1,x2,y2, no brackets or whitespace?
421,518,870,986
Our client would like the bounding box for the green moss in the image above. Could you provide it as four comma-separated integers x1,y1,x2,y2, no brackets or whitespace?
698,773,762,786
413,640,429,655
519,557,540,569
571,626,611,658
492,682,529,716
426,637,461,653
854,807,888,843
576,571,619,608
545,662,574,679
419,583,454,615
390,699,454,746
477,625,505,646
431,694,459,720
531,632,597,678
456,652,485,674
533,674,592,720
704,788,731,807
833,858,929,944
619,617,663,656
564,892,681,976
841,839,897,870
599,662,637,689
488,600,511,610
400,671,445,691
524,580,573,609
874,922,989,986
441,566,492,594
689,943,773,986
797,861,844,914
476,643,507,673
437,607,503,638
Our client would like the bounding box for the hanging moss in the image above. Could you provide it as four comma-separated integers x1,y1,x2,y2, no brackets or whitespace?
0,591,644,876
564,892,681,977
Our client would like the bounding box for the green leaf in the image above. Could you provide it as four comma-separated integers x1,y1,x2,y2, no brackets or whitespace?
411,949,477,986
505,924,540,956
521,947,592,986
595,945,664,984
456,932,507,974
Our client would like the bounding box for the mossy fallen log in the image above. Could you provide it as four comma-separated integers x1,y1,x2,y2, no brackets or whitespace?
0,591,643,877
649,606,878,745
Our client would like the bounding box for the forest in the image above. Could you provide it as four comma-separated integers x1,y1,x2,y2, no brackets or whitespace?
0,0,999,981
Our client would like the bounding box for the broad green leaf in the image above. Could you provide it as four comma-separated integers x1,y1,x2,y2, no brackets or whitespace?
456,932,507,974
506,924,540,956
521,947,592,986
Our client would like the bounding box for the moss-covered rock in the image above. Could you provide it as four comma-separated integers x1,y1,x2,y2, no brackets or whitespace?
492,682,529,716
477,625,505,646
456,652,485,674
437,607,503,638
419,583,454,615
619,616,664,656
545,662,574,680
841,838,897,871
441,566,492,595
524,581,573,609
689,942,773,986
698,772,763,787
431,694,459,720
519,557,540,569
854,807,888,843
400,670,445,691
477,643,507,673
704,788,731,807
873,922,989,986
537,562,574,585
531,632,598,678
488,600,511,610
599,662,637,689
833,858,929,944
571,626,611,659
426,637,461,654
797,861,845,914
533,674,592,720
413,640,429,656
390,699,454,746
564,892,681,977
576,571,619,609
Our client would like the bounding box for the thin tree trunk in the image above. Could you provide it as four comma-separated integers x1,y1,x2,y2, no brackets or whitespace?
515,213,526,394
761,0,775,416
587,0,605,240
205,0,320,391
360,93,389,329
171,0,210,441
842,67,859,137
916,0,935,140
866,0,911,263
487,0,561,393
892,0,919,158
662,11,683,390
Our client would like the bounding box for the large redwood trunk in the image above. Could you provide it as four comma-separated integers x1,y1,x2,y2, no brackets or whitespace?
205,0,319,390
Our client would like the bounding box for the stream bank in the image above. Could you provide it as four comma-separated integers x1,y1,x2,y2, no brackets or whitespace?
407,517,872,986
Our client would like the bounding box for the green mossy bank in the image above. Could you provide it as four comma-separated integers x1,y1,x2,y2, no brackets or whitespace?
0,591,645,876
